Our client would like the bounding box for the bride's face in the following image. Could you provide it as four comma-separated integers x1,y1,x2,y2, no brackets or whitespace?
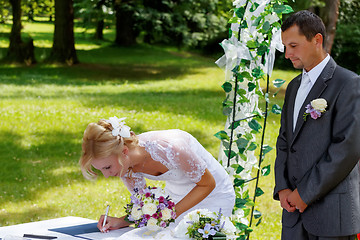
92,154,129,178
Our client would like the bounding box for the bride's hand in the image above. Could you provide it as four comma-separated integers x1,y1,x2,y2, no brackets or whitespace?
97,215,123,233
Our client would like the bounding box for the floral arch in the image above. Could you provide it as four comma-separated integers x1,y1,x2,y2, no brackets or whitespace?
215,0,292,238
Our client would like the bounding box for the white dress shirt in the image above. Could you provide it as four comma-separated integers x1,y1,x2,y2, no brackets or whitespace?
293,54,330,130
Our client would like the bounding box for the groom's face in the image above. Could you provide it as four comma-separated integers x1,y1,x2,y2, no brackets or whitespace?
282,24,320,72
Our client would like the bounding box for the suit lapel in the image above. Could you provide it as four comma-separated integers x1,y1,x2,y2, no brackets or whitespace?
290,58,337,146
287,75,301,140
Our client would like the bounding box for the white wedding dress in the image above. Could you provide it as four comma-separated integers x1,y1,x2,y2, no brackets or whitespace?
119,129,235,239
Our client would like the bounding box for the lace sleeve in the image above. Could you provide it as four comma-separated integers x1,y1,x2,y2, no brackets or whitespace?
171,136,207,183
142,130,208,183
121,173,146,194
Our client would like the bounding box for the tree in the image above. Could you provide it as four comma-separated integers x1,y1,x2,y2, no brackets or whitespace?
113,0,138,46
48,0,78,64
318,0,340,53
5,0,36,64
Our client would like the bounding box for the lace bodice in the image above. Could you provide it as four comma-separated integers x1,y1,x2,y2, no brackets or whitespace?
122,130,207,191
121,129,235,221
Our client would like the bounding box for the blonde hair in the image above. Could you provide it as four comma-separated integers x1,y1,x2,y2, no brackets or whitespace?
79,119,138,180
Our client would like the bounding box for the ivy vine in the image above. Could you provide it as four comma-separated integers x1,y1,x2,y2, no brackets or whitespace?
215,0,293,239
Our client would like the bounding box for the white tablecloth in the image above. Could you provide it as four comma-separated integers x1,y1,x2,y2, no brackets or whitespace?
116,226,187,240
0,216,131,240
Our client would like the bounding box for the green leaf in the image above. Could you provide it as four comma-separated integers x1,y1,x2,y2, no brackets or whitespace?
262,21,271,32
273,78,286,88
261,165,271,176
283,5,294,14
246,40,257,49
236,138,249,154
240,20,248,29
235,222,249,231
262,145,273,155
234,178,245,186
271,104,282,114
255,187,264,197
247,142,257,151
257,45,268,56
222,82,232,93
228,16,239,24
248,82,256,92
238,88,247,96
253,210,262,219
224,150,237,159
252,67,264,78
250,2,259,12
214,131,230,141
230,120,241,129
236,165,245,174
235,198,247,208
235,7,245,19
248,119,262,132
273,4,286,14
240,71,252,80
256,217,262,226
245,199,255,207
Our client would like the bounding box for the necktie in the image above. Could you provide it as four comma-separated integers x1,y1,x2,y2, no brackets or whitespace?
293,73,311,131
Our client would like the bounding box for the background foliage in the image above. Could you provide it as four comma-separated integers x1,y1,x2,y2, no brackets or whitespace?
0,21,300,239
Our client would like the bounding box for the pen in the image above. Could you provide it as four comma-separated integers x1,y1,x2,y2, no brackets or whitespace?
102,205,110,228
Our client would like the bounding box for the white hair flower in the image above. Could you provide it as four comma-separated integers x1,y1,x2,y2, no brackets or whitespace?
106,116,131,138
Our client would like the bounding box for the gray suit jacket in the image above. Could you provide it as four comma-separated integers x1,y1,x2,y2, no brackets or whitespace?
273,57,360,237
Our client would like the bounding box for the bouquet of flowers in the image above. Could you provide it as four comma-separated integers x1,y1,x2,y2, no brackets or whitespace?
125,186,176,231
174,209,237,240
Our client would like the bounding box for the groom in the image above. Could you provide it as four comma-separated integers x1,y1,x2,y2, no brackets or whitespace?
273,10,360,240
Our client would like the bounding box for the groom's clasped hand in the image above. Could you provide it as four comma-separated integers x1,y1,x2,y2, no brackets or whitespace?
279,188,308,213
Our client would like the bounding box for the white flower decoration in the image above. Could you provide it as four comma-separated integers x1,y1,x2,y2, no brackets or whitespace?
142,202,157,215
106,116,131,138
146,217,159,231
131,206,143,220
161,208,172,220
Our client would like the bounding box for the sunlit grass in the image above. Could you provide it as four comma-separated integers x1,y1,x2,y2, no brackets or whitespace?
0,20,301,239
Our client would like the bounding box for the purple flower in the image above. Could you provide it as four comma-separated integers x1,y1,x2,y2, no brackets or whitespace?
158,203,166,210
198,223,216,238
131,195,141,205
310,110,321,119
171,211,177,219
160,221,167,228
159,196,165,203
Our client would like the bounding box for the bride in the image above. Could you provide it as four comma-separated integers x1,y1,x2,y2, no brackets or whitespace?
79,117,235,233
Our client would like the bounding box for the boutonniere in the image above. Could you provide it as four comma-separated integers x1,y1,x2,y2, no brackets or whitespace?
303,98,327,120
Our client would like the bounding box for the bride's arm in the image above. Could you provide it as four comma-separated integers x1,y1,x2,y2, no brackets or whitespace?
174,168,216,218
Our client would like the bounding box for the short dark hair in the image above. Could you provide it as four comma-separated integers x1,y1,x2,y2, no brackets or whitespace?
282,10,326,47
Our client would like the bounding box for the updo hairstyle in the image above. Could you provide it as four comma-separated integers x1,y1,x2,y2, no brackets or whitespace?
79,119,138,180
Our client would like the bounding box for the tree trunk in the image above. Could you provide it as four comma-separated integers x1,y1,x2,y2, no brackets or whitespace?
94,0,105,40
48,0,78,65
319,0,340,54
114,1,137,46
5,0,36,64
94,19,104,40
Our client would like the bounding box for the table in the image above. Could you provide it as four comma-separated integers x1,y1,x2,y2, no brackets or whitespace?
0,216,132,240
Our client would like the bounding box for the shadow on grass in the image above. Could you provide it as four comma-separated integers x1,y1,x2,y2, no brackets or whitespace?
0,45,216,86
0,123,217,209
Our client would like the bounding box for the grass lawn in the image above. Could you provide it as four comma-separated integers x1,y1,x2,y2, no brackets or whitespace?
0,21,300,239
